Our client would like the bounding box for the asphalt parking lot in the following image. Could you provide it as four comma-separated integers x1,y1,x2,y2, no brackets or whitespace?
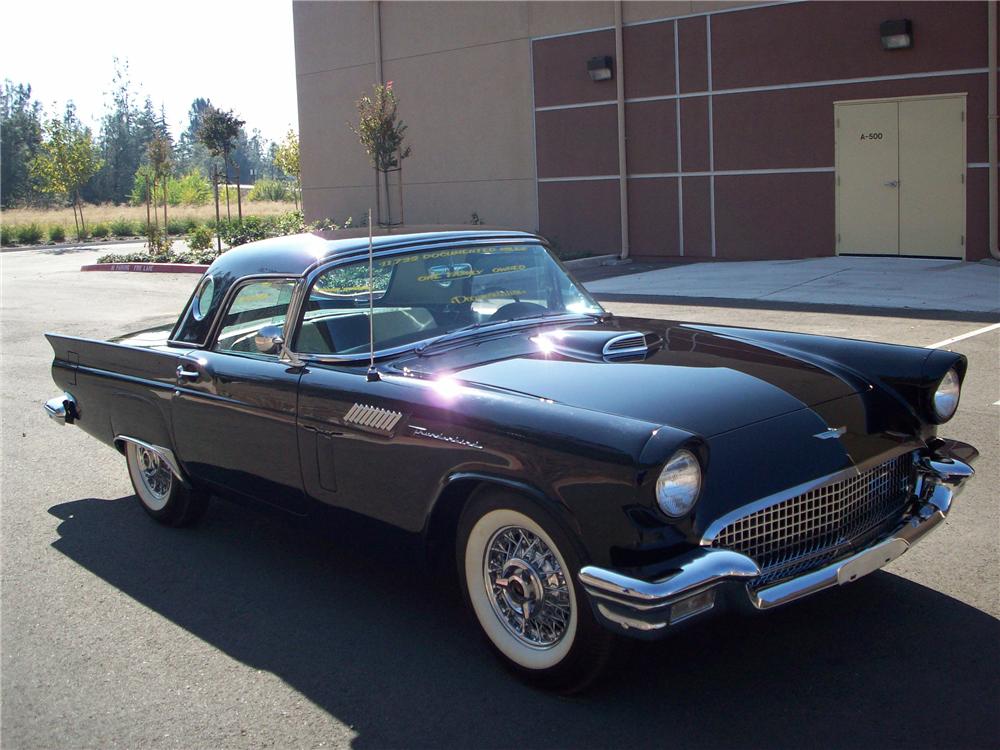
2,247,997,749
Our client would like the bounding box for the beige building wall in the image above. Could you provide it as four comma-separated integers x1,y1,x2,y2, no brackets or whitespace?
293,1,756,230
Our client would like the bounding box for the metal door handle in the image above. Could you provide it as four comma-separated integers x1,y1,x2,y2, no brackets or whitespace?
884,180,899,187
176,365,200,382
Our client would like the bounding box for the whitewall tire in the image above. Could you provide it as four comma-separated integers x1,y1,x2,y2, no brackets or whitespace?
125,442,208,527
457,489,617,692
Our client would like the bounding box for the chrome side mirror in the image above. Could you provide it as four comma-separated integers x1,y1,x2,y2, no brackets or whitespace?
255,324,285,355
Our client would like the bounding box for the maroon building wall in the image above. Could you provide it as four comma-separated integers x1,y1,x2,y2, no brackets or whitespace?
532,1,992,261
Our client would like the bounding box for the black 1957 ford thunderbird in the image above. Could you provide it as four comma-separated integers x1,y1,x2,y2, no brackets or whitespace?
45,229,977,691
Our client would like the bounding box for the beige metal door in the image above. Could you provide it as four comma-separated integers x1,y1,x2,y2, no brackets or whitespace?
898,97,965,257
836,101,900,255
836,95,966,259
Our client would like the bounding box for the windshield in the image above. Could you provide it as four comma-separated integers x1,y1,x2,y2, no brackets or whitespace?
293,243,604,357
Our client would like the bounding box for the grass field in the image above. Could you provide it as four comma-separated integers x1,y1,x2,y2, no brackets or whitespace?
2,200,298,227
1,200,298,244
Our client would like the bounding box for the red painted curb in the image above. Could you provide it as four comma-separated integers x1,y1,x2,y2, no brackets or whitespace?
80,262,209,274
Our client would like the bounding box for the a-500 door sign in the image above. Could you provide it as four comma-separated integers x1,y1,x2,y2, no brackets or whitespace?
860,132,884,141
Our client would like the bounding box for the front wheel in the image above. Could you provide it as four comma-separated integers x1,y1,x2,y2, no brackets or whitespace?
125,442,208,527
457,490,617,692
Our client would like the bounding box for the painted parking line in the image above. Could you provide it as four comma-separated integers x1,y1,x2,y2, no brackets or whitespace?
926,322,1000,349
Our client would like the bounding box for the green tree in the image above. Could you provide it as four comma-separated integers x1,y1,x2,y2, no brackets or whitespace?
175,97,213,176
89,60,168,204
31,113,103,239
273,128,300,209
197,106,245,221
0,81,43,207
350,82,411,225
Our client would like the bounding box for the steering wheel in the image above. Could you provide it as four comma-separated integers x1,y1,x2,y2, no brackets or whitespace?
488,301,549,322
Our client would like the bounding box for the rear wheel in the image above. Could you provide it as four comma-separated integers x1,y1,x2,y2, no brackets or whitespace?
457,490,617,692
125,442,208,527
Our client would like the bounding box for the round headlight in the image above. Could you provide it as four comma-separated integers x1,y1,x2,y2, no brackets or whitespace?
656,449,702,517
933,368,961,422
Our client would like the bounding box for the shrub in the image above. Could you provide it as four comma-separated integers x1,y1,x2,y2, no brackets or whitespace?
98,250,178,264
248,179,291,202
130,170,213,206
48,224,66,243
187,225,214,251
216,212,312,248
171,172,212,205
146,224,173,255
166,218,187,236
1,224,14,246
110,217,138,237
220,215,269,246
15,223,44,244
91,223,110,238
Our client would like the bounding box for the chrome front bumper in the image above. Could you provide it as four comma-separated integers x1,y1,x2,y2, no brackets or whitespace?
579,442,977,638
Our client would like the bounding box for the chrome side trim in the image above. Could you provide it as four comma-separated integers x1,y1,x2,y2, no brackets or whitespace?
44,392,77,424
343,403,402,434
115,435,188,486
699,443,918,545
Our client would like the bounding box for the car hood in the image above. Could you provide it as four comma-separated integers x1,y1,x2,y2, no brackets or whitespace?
391,316,862,437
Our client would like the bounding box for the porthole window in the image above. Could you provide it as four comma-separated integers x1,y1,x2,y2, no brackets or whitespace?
192,276,215,321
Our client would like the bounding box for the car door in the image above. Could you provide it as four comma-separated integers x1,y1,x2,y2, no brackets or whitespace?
171,277,308,514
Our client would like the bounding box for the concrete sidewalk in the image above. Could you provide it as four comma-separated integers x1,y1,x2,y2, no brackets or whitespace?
582,256,1000,316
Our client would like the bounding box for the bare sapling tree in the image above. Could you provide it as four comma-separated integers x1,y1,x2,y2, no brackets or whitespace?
274,128,301,210
145,135,173,254
196,106,244,223
350,82,411,226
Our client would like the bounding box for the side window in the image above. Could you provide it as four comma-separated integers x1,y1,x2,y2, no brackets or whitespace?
215,279,296,356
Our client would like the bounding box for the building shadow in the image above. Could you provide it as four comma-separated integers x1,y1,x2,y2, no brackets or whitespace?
49,495,998,750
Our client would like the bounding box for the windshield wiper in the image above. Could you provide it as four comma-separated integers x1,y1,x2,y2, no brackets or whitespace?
415,312,583,355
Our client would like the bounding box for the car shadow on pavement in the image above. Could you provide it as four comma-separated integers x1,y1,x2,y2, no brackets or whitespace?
49,495,998,750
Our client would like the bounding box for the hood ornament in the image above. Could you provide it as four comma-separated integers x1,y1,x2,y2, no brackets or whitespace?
814,426,847,440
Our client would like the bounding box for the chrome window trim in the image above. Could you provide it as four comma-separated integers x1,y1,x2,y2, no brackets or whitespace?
207,274,304,355
699,442,920,546
191,275,216,321
286,240,603,365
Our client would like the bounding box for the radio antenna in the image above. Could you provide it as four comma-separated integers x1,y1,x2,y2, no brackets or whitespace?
366,208,380,382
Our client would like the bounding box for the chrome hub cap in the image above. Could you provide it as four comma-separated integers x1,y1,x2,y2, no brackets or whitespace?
137,447,171,501
484,526,571,648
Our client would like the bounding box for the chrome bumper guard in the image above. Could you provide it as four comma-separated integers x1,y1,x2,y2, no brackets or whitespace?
579,443,976,638
44,392,78,424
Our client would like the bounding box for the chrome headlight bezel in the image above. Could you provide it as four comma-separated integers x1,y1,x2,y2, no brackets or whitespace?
655,449,703,518
932,367,961,423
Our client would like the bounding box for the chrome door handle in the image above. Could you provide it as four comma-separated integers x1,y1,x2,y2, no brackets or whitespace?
884,180,899,187
176,365,200,382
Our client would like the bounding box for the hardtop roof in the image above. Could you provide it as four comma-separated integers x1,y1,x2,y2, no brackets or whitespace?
204,227,542,280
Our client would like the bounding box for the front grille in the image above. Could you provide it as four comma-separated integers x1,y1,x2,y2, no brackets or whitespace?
710,453,914,587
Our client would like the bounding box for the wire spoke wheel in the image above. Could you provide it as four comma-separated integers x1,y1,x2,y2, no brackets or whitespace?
137,446,172,503
484,525,572,649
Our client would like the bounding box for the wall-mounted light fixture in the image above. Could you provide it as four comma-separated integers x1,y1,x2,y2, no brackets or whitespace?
880,19,913,50
587,56,613,82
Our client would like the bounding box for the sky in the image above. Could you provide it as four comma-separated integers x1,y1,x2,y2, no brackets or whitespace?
1,0,298,144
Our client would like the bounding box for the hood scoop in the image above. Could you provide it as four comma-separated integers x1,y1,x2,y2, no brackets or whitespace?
602,332,663,359
541,329,663,362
